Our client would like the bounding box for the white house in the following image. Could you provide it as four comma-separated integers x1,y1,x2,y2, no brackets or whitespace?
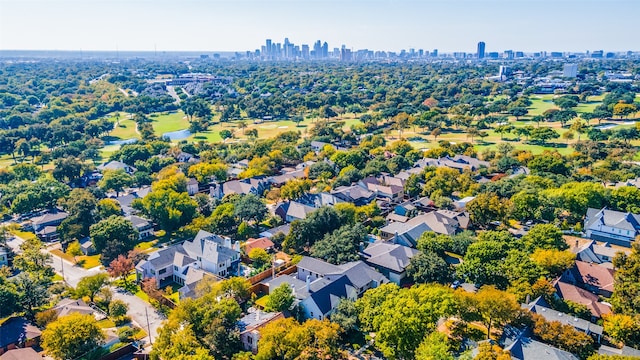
584,208,640,247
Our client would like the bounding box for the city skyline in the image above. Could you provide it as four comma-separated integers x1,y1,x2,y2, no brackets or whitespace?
1,0,638,53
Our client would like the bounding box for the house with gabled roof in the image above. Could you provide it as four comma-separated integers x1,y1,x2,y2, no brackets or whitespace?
379,210,468,247
584,207,640,247
97,160,136,175
523,297,603,341
361,241,419,284
274,201,316,223
560,261,615,297
0,317,41,355
571,239,628,265
238,309,284,354
500,326,579,360
553,280,611,319
331,185,376,206
211,177,271,200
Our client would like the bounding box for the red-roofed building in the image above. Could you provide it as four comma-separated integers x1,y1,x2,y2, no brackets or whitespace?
554,281,612,319
561,261,615,297
243,237,275,255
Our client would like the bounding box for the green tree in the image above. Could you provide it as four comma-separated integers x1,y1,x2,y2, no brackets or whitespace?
280,179,312,201
42,313,105,360
97,198,122,218
531,249,575,277
407,251,452,284
415,332,454,360
466,193,511,228
522,223,567,252
233,194,268,225
76,273,109,303
135,188,198,232
13,237,53,276
611,243,640,315
98,169,134,197
89,215,138,264
248,248,271,269
310,223,367,265
66,241,83,263
14,273,50,319
329,299,358,334
465,286,520,339
602,313,639,345
265,283,295,312
108,299,129,319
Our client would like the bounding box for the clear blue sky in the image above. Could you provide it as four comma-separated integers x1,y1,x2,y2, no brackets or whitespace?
0,0,637,53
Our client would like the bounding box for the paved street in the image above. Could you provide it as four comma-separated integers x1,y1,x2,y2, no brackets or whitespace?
6,231,163,346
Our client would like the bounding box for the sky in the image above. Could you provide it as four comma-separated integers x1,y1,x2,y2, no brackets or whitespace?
0,0,638,53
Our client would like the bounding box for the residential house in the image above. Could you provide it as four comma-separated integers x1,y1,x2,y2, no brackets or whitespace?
269,170,307,187
453,196,476,210
31,211,69,242
361,241,419,284
416,155,490,172
553,280,611,319
380,210,468,247
0,348,41,360
97,160,136,175
412,196,435,211
126,215,155,240
52,299,104,320
274,201,316,223
584,207,640,247
571,240,629,265
394,201,417,217
114,187,151,215
331,185,376,206
259,223,291,239
181,230,241,278
178,267,220,299
298,192,343,208
238,310,284,354
500,326,579,360
560,261,615,297
243,237,275,255
264,257,387,320
598,344,640,357
79,237,95,256
524,297,603,341
187,178,199,196
358,176,404,202
386,213,409,223
176,152,199,163
310,141,335,152
136,230,240,288
211,177,270,200
0,317,41,355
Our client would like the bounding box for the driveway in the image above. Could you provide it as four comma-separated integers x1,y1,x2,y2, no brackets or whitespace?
111,287,165,346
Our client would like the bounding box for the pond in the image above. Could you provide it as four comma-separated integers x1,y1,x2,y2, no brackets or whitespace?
106,138,138,145
162,129,192,140
595,121,636,130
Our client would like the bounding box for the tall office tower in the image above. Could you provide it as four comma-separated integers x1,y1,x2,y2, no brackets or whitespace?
477,41,486,59
314,40,322,59
432,49,438,57
504,50,514,60
563,63,578,78
322,42,329,58
265,39,272,57
302,44,310,59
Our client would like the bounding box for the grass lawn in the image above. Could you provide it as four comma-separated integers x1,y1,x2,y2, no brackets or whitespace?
134,240,157,251
52,274,63,282
97,318,117,329
109,118,139,140
151,111,190,135
132,328,148,341
50,249,102,269
255,295,269,308
8,226,37,241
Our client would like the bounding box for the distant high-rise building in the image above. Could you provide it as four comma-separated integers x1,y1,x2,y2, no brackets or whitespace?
477,41,486,59
432,49,438,57
302,44,310,59
322,42,329,58
504,50,514,60
265,39,272,57
563,63,578,78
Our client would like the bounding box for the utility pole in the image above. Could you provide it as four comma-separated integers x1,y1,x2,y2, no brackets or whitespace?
145,307,153,346
60,256,65,283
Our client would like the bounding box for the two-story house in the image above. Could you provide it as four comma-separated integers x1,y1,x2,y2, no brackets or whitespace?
584,208,640,247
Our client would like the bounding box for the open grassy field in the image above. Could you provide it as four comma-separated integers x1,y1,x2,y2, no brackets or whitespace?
109,118,139,140
150,111,190,134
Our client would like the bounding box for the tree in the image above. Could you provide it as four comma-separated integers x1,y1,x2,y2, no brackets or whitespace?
188,161,228,183
58,188,98,242
14,273,50,319
531,249,575,277
135,188,198,232
248,248,271,269
42,313,105,360
89,216,138,264
466,193,511,228
107,254,135,285
256,318,346,360
613,103,637,118
76,273,109,303
602,313,639,345
265,283,294,312
233,194,268,225
97,198,122,218
415,332,454,360
509,107,528,120
109,299,129,319
468,286,520,339
475,342,511,360
330,299,358,334
66,241,83,263
611,243,640,315
98,169,133,197
532,314,595,359
280,179,312,201
219,129,233,141
13,237,53,276
611,186,640,213
529,127,560,144
310,223,367,265
407,251,453,284
522,224,567,252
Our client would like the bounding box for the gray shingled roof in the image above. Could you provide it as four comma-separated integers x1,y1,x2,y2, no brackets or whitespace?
297,256,342,275
585,207,640,232
182,230,239,265
363,242,419,273
525,302,603,336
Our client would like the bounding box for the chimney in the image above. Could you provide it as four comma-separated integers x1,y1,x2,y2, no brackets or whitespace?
525,294,531,304
224,237,231,249
256,308,261,320
306,275,311,293
234,241,240,251
575,239,579,249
